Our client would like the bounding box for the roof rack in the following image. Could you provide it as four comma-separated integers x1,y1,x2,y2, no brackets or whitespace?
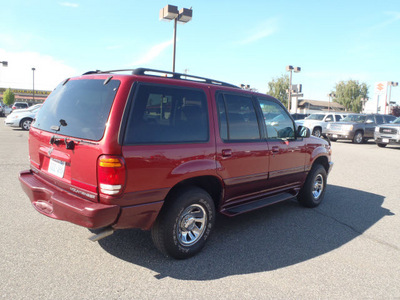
82,68,240,89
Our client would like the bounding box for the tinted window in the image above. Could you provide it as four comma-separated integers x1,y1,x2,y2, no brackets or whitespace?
366,115,375,123
375,115,383,124
33,79,120,141
384,115,396,123
342,115,366,123
258,98,294,140
124,85,208,144
217,93,260,141
335,115,342,121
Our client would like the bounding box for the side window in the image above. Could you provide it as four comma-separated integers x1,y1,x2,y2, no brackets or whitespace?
384,115,395,123
217,93,261,141
325,114,334,122
375,115,384,124
257,98,295,140
335,115,342,121
124,85,208,144
366,115,375,123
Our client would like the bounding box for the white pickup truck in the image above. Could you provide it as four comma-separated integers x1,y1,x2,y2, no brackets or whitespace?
296,113,347,138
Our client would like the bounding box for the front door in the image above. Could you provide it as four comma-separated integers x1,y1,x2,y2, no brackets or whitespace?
257,97,306,189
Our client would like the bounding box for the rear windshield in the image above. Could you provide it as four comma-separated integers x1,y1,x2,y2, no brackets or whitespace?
33,79,120,141
306,114,325,120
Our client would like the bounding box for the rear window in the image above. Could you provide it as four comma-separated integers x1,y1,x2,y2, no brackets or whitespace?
33,79,120,141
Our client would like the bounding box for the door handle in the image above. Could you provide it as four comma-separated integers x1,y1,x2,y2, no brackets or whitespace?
271,146,279,154
222,149,232,157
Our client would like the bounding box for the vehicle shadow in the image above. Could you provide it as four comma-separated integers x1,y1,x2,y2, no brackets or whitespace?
98,184,392,280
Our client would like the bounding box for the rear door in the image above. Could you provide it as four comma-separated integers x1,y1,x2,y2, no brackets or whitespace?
214,92,270,203
121,82,215,206
365,115,377,138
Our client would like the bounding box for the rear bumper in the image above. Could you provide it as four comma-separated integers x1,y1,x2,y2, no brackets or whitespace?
20,170,119,229
19,170,164,230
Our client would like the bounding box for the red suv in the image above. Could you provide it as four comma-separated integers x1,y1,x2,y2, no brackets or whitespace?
20,68,333,259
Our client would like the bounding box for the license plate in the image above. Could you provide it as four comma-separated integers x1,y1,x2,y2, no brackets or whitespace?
48,158,66,178
382,138,389,143
333,134,338,138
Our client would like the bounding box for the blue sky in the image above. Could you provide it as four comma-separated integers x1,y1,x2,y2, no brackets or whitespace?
0,0,399,104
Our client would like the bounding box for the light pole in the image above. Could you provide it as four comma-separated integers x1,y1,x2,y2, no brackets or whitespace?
160,5,193,73
388,81,398,114
32,68,36,103
286,65,301,112
328,93,336,112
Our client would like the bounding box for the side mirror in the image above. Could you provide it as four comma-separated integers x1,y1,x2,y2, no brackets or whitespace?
297,125,310,138
325,117,333,122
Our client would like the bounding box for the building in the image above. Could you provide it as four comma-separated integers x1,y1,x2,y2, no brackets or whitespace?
296,99,346,114
0,87,51,105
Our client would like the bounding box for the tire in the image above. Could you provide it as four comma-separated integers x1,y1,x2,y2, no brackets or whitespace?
151,187,215,259
312,127,322,138
298,164,327,208
20,118,33,131
377,143,387,148
353,131,364,144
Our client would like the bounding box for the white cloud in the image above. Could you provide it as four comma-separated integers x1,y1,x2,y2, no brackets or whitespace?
132,39,174,66
0,49,77,91
59,2,79,8
238,18,279,45
374,11,400,29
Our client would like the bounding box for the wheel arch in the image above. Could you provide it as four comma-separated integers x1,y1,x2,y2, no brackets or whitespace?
19,117,33,127
163,175,223,210
312,155,330,174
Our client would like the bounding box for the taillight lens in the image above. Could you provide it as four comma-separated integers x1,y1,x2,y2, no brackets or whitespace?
97,155,126,196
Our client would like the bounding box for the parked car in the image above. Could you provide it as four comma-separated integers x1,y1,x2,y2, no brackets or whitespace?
11,102,29,111
19,68,333,259
0,103,12,117
326,114,396,144
296,112,346,138
374,116,400,147
291,113,309,120
4,104,42,130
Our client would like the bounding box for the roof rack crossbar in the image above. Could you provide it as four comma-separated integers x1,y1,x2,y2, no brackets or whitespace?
82,68,239,89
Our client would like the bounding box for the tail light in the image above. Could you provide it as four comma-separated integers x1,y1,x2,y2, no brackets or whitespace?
97,155,126,196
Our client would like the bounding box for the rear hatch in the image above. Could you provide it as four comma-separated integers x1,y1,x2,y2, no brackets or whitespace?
29,77,122,202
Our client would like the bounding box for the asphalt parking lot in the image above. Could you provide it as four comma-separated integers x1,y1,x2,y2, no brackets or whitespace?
0,119,399,299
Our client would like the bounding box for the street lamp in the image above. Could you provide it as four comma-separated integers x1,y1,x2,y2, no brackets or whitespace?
32,68,36,103
160,5,193,72
286,65,301,112
387,81,398,114
328,92,336,112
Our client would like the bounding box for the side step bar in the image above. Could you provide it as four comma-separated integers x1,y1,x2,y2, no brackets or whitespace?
222,192,295,217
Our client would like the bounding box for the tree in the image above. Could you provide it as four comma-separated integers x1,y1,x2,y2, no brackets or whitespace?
332,80,368,113
267,74,289,107
391,105,400,117
3,88,15,106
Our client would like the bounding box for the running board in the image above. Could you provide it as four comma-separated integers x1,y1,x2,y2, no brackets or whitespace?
222,192,295,216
